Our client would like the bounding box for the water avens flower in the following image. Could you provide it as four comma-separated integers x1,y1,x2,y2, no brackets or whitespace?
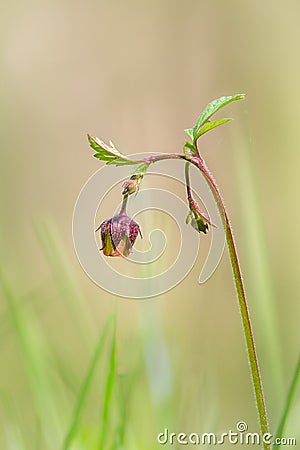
89,94,273,449
97,213,142,257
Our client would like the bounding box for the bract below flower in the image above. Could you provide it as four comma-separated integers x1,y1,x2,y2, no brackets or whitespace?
96,213,142,257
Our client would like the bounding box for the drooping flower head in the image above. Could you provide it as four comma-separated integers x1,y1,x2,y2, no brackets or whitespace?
97,213,142,257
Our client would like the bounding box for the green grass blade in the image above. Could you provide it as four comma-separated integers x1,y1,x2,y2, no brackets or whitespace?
36,220,94,346
98,314,117,450
63,315,114,450
0,267,61,449
274,355,300,448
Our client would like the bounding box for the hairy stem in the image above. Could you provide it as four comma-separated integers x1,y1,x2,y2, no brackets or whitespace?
196,157,270,448
185,161,192,201
119,194,129,214
145,152,270,448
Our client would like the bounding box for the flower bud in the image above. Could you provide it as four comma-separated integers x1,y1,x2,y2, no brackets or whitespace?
186,197,212,234
96,213,142,257
122,179,138,196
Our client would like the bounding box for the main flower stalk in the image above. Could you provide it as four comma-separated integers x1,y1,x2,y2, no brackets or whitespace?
195,157,270,445
143,152,270,449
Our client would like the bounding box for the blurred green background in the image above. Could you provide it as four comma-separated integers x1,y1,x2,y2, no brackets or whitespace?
1,1,300,449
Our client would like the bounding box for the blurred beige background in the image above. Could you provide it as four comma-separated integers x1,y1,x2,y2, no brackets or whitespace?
1,0,300,448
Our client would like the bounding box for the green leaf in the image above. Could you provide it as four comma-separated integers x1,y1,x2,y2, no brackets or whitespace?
184,141,196,150
184,128,194,140
194,118,232,140
194,94,245,136
88,134,139,166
